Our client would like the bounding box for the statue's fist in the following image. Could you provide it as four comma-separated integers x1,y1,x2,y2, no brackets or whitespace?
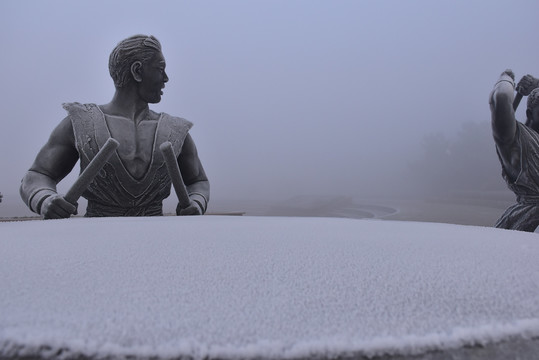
501,69,515,81
516,74,539,96
41,194,78,219
176,200,203,216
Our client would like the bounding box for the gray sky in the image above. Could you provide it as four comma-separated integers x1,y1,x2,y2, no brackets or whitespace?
1,0,538,216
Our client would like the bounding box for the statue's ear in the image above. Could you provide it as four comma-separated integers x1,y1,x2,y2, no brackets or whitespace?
131,61,143,82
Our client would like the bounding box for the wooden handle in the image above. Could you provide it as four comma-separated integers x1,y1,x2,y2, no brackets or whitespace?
64,138,119,204
160,141,191,208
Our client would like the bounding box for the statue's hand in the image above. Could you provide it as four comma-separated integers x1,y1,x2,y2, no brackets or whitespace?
500,69,515,81
41,194,78,219
516,74,539,96
176,199,203,216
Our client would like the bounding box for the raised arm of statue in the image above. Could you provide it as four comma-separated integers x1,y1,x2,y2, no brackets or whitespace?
176,134,210,215
20,116,80,218
490,70,517,147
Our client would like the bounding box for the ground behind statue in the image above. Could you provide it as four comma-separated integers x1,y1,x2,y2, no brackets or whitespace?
1,191,514,226
208,190,514,227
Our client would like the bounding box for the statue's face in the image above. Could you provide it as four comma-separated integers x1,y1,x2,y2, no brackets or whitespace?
138,51,169,104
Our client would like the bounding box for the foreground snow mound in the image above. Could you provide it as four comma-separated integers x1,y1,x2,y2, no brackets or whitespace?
1,216,538,359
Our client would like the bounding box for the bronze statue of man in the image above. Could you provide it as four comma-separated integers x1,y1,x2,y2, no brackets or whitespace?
490,70,539,231
20,35,209,218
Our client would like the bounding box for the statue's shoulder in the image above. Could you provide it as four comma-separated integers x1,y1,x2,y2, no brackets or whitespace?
62,102,99,115
159,111,193,131
63,103,102,147
62,103,102,127
156,112,193,150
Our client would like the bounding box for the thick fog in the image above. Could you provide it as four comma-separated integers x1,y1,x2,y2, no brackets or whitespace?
1,0,538,217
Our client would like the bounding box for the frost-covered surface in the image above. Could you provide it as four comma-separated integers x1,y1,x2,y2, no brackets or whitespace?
1,216,539,359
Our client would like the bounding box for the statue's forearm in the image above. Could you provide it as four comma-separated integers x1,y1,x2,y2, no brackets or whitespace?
186,180,210,213
20,170,58,214
490,74,517,145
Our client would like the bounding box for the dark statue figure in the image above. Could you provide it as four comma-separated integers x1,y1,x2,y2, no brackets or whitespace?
20,35,209,219
490,70,539,232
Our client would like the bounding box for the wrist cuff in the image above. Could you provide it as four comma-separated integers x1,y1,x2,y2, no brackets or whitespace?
189,192,208,214
495,79,515,89
29,189,56,214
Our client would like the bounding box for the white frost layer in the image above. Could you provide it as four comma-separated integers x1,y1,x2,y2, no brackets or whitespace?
1,216,539,359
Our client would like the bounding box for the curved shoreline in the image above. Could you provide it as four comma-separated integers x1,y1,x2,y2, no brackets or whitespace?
257,193,514,227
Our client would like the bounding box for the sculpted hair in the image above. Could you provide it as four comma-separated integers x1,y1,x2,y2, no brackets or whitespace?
109,35,162,88
525,89,539,127
528,88,539,112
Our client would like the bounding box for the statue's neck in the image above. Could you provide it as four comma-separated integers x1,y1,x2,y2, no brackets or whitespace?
101,89,149,123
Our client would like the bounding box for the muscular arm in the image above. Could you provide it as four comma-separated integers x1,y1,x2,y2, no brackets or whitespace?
490,71,517,147
20,116,79,214
178,134,210,213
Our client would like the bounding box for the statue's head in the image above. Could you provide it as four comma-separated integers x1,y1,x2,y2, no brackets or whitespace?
526,88,539,131
109,35,162,88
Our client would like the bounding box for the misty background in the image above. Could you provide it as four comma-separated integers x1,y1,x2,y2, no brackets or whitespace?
1,0,538,219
